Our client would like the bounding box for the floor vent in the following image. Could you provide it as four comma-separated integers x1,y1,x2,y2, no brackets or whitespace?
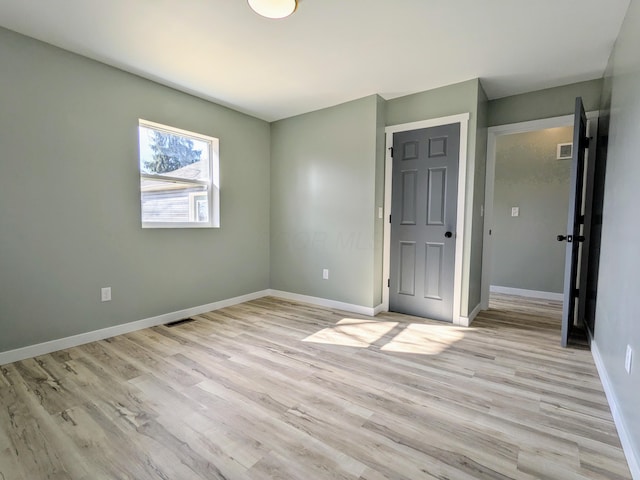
165,318,195,327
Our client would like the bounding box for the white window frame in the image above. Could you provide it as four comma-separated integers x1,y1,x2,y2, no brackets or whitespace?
138,119,220,229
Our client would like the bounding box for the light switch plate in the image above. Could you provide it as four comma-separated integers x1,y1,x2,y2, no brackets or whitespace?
322,269,329,280
625,345,633,374
101,287,112,302
511,207,520,217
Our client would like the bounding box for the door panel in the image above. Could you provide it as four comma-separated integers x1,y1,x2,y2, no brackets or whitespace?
427,168,447,225
399,242,416,295
429,137,448,157
403,141,419,160
401,170,418,224
390,123,460,322
424,242,444,300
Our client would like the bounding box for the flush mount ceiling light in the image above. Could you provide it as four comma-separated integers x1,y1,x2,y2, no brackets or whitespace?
248,0,297,19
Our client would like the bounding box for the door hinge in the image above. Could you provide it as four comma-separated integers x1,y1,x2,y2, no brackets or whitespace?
387,278,390,288
573,288,580,298
389,147,394,158
389,215,392,223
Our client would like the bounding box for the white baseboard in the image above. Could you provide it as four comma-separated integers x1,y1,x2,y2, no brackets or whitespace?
591,340,640,480
457,302,482,327
267,289,378,317
0,290,390,366
373,303,385,316
0,290,271,366
490,285,564,302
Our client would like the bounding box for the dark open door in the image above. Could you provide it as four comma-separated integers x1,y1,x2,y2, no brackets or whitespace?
583,112,608,338
577,114,600,340
558,97,589,347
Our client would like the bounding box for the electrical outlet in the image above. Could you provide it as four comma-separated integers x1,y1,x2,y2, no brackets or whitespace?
625,345,633,374
322,269,329,280
511,206,520,217
101,287,112,302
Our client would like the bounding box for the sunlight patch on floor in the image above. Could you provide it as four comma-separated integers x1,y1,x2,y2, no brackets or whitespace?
303,318,467,354
303,319,398,348
380,323,466,355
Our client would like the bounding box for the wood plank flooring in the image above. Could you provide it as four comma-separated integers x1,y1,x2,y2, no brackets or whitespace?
0,294,632,479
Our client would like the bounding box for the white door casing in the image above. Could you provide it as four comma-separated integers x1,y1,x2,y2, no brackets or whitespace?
382,113,470,326
481,111,600,310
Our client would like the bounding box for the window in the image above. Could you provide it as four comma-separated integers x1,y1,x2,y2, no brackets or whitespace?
138,119,219,228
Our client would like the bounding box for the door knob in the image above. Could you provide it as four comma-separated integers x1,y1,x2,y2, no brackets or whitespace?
444,231,453,238
557,235,578,243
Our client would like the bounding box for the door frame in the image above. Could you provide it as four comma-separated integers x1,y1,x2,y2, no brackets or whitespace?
480,112,600,310
382,113,470,325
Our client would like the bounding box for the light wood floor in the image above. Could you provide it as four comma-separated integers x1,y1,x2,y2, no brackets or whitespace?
0,294,632,479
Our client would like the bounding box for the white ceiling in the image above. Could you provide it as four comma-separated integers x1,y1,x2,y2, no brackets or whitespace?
0,0,630,121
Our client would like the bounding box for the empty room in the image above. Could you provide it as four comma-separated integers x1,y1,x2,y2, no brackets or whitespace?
0,1,638,479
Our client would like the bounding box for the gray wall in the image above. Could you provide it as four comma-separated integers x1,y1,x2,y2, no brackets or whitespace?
467,84,489,311
0,27,489,352
270,96,381,308
386,79,480,127
386,79,484,317
491,127,573,293
270,79,487,315
373,96,387,306
488,79,603,127
0,27,271,353
594,0,640,466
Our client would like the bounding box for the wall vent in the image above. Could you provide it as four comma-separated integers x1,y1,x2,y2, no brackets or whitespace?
557,142,573,160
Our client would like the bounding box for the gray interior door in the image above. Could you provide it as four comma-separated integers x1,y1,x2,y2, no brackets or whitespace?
558,97,589,347
389,123,460,322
